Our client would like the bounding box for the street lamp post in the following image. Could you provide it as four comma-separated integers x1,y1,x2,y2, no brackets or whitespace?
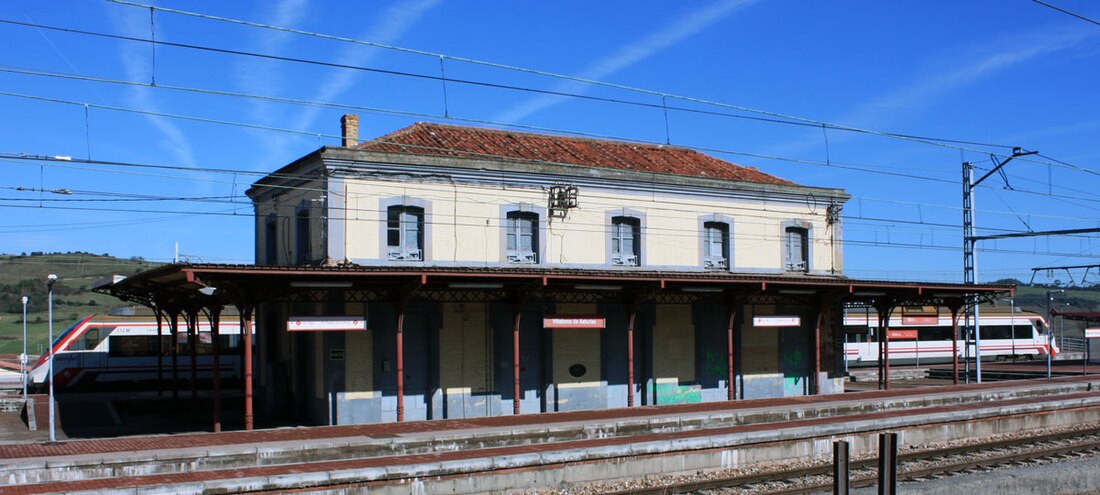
46,274,57,443
1047,289,1063,380
21,296,28,400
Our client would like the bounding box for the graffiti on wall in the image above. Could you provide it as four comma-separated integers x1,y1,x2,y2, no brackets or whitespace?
656,382,702,405
703,351,726,378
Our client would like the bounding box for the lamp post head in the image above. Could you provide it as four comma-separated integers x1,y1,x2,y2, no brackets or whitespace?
21,296,27,305
46,274,58,289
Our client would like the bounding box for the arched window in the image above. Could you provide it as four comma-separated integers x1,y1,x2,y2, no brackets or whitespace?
784,226,809,272
611,216,641,266
295,207,311,265
703,221,730,269
387,205,424,261
505,211,539,263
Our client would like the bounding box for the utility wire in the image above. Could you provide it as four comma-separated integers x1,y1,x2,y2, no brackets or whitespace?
0,17,1060,165
1031,0,1100,27
104,0,1023,151
5,66,1100,216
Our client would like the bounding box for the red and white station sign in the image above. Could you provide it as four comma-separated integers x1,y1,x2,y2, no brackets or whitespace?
753,316,801,328
901,316,939,326
287,316,366,332
1086,328,1100,339
887,329,919,340
543,315,606,329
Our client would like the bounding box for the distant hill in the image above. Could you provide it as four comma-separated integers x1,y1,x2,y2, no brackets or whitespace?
0,253,162,355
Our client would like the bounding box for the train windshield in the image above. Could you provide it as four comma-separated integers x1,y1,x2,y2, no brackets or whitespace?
30,315,93,369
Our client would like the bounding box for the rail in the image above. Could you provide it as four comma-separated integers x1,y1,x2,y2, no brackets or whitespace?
608,425,1100,495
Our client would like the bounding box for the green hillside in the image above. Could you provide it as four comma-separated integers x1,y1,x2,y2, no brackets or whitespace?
0,253,162,355
1007,284,1100,338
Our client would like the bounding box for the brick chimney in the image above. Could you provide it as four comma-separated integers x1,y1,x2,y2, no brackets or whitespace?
340,114,359,147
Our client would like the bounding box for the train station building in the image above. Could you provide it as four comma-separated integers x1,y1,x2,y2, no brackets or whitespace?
95,116,1012,430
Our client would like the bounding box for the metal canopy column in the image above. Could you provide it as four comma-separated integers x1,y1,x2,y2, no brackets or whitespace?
627,304,637,408
240,306,254,431
948,301,962,385
169,311,180,401
208,306,222,433
814,310,824,395
155,309,164,397
726,302,738,401
186,309,198,412
512,305,522,416
874,300,895,391
395,303,406,422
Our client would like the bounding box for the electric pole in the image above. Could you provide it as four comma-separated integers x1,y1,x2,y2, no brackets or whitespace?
963,147,1037,384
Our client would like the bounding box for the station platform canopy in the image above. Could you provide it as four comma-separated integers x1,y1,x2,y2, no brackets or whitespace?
93,263,1014,314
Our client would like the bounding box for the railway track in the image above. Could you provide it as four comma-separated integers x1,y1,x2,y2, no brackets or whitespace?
606,426,1100,495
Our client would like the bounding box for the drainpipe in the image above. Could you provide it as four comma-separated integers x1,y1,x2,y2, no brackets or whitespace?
512,305,522,415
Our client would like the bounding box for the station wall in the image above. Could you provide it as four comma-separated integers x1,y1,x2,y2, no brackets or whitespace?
254,300,844,426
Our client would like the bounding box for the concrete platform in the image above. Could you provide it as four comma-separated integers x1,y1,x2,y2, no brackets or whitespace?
3,376,1100,494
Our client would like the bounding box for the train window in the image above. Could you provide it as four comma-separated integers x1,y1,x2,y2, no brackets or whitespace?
82,329,101,350
843,326,870,342
1013,325,1033,339
918,327,952,341
978,326,1013,340
109,336,159,357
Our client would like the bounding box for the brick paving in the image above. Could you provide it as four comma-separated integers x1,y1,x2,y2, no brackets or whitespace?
0,374,1094,462
2,387,1098,495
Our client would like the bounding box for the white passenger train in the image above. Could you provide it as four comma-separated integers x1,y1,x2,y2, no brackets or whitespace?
843,308,1057,365
28,307,247,390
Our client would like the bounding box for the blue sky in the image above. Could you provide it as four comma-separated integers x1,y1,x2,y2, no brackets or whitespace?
0,0,1098,283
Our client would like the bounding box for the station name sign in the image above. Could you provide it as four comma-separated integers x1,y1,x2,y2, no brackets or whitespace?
901,316,939,326
287,316,366,332
1086,328,1100,339
753,316,801,328
543,315,605,329
887,329,919,340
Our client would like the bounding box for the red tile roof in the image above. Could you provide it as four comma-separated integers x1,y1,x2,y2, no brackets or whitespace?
355,122,794,185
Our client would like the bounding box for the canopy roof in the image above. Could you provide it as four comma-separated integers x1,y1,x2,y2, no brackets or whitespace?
93,263,1014,314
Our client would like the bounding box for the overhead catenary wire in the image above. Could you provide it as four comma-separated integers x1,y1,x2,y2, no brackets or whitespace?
2,65,1097,207
3,15,1088,170
103,0,1025,151
6,85,1100,212
1030,0,1100,27
8,150,1100,237
0,15,1094,267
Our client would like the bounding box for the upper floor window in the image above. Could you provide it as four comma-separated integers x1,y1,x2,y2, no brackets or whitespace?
784,226,809,272
295,208,311,265
387,205,424,261
611,216,641,266
703,221,730,269
505,211,539,263
264,214,278,265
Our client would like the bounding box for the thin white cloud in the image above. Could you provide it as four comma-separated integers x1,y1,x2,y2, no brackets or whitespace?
493,0,759,124
294,0,443,135
843,29,1094,130
765,26,1098,158
234,0,310,109
106,7,195,166
234,0,312,166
